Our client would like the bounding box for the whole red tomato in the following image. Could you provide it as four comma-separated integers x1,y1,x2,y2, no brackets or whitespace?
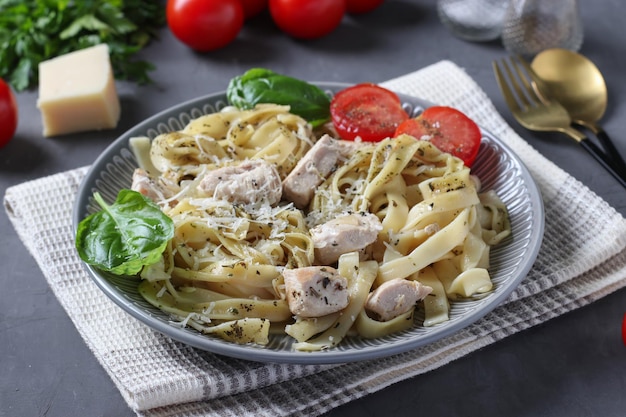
241,0,268,19
346,0,384,14
0,78,18,148
166,0,244,51
269,0,345,40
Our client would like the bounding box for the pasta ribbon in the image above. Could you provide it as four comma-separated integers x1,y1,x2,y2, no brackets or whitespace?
285,313,341,343
143,280,273,313
355,308,414,339
416,267,450,327
129,104,511,349
378,207,472,282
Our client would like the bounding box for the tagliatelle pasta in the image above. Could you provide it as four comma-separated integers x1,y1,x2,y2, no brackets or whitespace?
130,102,511,351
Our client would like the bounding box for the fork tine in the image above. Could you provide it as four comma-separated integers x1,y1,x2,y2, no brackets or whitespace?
513,55,551,105
492,60,522,114
509,56,543,107
501,57,537,110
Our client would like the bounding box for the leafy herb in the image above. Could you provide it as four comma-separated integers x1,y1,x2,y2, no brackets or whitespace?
75,190,174,276
0,0,165,91
227,68,331,128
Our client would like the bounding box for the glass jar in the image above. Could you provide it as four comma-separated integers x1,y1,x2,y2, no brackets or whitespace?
437,0,510,42
501,0,583,57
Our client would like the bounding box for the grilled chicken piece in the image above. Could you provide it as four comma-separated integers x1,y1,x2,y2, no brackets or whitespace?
131,168,173,203
198,159,282,205
283,266,349,318
365,278,432,321
283,134,357,208
310,212,382,265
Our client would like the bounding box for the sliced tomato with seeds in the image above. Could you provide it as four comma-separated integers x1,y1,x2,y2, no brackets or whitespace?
395,106,482,166
330,83,409,142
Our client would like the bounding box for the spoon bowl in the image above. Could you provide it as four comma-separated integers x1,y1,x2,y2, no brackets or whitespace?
531,48,626,179
531,48,607,132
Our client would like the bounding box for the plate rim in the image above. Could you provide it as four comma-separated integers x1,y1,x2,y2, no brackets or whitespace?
73,82,545,364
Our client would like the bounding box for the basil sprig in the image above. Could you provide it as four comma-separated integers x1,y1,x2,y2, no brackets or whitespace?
75,190,174,276
227,68,331,128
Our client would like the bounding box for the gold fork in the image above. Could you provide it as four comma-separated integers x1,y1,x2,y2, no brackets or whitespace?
493,56,626,187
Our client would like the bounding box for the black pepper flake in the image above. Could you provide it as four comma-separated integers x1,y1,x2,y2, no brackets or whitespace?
321,276,331,288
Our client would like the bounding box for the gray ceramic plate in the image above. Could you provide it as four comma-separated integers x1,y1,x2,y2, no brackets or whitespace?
73,83,544,364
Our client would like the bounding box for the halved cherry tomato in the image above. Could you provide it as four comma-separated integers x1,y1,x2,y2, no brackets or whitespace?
0,78,18,148
330,83,409,142
395,106,482,166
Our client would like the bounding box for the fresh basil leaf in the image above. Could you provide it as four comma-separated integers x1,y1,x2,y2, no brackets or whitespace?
227,68,331,128
75,190,174,276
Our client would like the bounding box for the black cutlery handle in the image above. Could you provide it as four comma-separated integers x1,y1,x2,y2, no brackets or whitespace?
596,129,626,177
580,138,626,188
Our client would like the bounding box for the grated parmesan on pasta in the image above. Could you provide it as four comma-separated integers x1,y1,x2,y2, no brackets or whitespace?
130,103,511,350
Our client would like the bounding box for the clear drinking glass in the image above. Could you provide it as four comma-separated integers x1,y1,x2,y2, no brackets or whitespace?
437,0,510,42
501,0,583,57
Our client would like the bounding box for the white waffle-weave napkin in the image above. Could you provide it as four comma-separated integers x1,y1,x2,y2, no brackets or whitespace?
5,60,626,417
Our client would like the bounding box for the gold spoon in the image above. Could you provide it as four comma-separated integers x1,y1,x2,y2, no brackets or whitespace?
530,48,626,176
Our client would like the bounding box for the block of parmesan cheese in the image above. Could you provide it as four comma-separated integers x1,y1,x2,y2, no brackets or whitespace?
37,44,121,137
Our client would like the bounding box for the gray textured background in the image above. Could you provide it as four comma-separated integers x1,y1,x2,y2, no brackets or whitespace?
2,1,625,416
